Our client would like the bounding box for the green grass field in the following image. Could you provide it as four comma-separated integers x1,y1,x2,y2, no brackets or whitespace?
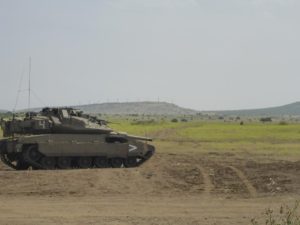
110,120,300,156
110,120,300,142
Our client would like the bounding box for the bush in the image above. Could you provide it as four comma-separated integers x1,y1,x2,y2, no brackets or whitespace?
279,121,288,125
260,117,272,123
171,118,178,123
251,201,300,225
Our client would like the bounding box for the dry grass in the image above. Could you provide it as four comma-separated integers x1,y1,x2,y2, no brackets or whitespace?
252,201,300,225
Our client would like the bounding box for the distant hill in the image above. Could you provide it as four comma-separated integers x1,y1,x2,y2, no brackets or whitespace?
13,101,300,117
74,102,197,115
211,102,300,117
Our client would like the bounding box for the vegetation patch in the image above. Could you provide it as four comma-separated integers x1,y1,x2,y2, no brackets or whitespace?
251,201,300,225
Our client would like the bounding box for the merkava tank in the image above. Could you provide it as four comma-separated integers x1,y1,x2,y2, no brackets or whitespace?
0,107,155,170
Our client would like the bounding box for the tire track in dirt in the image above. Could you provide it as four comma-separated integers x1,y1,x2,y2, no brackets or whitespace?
227,166,257,198
196,165,213,196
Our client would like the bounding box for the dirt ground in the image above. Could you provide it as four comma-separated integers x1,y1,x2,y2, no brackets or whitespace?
0,148,300,225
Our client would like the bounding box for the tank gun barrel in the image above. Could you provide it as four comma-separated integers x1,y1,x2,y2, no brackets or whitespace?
126,134,153,142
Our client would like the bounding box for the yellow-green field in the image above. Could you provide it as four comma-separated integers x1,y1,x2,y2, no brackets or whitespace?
110,120,300,157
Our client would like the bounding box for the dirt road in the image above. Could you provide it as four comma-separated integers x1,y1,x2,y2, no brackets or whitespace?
0,151,299,225
1,195,298,225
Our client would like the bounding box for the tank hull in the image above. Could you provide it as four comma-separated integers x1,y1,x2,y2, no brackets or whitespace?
0,134,155,170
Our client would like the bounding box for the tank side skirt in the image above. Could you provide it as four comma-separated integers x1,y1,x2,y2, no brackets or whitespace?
0,135,156,170
20,134,128,158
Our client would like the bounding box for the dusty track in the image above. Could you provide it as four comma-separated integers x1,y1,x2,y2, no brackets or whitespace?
196,165,213,196
227,165,258,198
0,151,300,225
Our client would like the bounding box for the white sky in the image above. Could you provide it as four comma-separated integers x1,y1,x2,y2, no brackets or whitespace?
0,0,299,111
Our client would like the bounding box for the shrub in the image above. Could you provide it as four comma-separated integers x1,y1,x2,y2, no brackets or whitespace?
279,121,288,125
251,201,300,225
260,117,272,123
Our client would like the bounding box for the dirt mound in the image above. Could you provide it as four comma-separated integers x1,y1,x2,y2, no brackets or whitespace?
0,152,300,198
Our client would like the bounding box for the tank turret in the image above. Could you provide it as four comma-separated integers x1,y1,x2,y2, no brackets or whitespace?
1,107,113,137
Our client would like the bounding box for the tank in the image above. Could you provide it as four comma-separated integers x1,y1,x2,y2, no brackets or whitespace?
0,107,155,170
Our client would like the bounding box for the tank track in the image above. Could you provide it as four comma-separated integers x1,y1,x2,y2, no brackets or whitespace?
0,152,18,170
137,148,155,166
0,141,18,170
0,146,155,170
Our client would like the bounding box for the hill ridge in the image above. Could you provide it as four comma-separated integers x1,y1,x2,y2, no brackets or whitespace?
74,101,197,115
210,101,300,116
4,101,300,116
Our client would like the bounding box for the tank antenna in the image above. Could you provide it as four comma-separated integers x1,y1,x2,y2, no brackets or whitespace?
13,64,25,113
28,56,31,117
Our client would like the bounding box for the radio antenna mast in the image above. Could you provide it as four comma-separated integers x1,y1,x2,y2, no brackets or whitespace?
28,56,31,117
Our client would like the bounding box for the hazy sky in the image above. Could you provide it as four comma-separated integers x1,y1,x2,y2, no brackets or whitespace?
0,0,299,111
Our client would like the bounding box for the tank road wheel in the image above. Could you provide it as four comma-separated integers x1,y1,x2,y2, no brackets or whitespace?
40,157,56,169
94,157,108,168
77,157,92,169
111,158,123,168
24,145,41,162
124,157,137,168
57,157,72,169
